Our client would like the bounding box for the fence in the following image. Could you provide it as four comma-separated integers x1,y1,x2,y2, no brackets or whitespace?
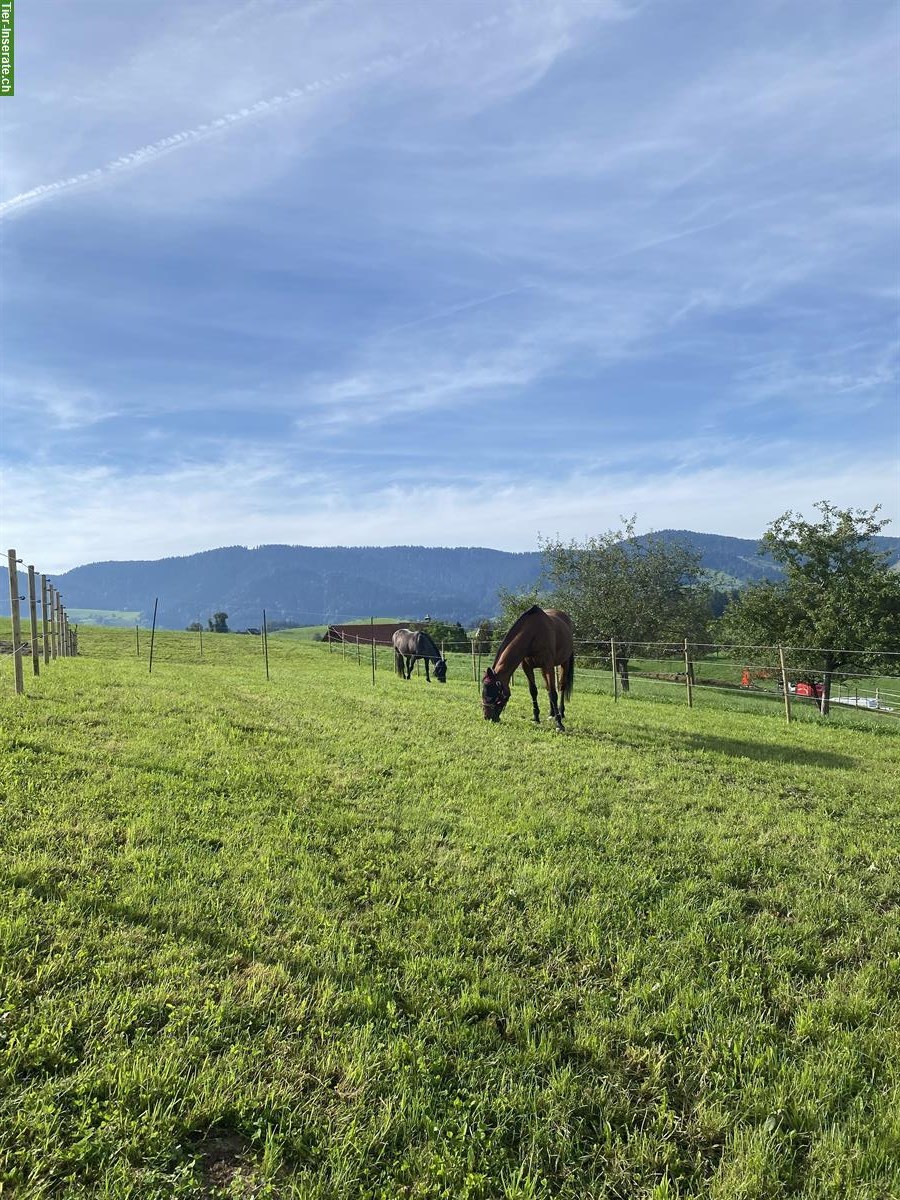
3,547,77,696
326,629,900,726
11,595,897,730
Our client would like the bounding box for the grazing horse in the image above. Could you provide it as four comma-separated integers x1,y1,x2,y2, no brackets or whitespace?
481,606,574,730
392,628,448,683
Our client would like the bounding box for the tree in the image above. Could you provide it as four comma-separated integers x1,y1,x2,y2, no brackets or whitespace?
472,618,496,655
496,586,552,640
416,620,468,651
539,521,712,690
186,621,202,632
721,502,900,714
207,612,229,633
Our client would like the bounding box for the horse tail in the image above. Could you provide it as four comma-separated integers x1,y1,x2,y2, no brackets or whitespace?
394,648,405,677
563,653,575,701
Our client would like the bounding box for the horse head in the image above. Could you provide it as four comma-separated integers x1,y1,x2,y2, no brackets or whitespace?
481,667,510,721
434,657,448,683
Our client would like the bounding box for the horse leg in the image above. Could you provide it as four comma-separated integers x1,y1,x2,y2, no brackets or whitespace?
522,663,541,723
424,658,431,682
542,667,564,730
405,655,413,679
556,663,567,721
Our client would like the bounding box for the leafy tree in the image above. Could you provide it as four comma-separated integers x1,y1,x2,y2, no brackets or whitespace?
495,586,552,641
539,521,711,690
207,612,230,633
472,618,496,655
416,620,468,651
186,621,202,632
721,502,900,714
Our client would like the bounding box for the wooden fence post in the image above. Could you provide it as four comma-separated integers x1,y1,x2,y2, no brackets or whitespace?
48,586,57,659
56,593,65,657
371,617,376,687
6,550,24,695
471,638,477,686
610,638,618,702
27,566,40,676
148,598,158,674
778,645,792,725
683,638,693,708
40,574,50,665
262,609,270,681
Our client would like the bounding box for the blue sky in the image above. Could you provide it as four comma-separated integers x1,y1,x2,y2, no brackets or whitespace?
1,0,898,571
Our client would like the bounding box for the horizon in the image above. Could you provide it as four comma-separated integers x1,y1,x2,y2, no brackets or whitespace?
1,0,898,570
15,523,900,579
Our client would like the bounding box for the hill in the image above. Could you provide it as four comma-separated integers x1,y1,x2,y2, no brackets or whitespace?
3,532,898,629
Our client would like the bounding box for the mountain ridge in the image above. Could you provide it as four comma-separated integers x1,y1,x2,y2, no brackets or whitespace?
3,531,898,629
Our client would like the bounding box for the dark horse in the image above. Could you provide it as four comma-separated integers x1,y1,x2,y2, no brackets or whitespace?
481,606,574,730
392,628,447,683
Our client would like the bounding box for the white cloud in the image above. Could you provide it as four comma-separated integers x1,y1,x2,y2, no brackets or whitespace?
3,446,896,573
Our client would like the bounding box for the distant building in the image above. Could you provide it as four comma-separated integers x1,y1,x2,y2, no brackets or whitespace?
323,622,411,645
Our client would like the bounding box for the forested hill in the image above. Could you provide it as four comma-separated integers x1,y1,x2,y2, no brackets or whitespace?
3,533,899,629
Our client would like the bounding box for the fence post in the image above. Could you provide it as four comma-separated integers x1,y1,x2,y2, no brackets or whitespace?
47,586,57,659
148,598,158,674
27,566,40,676
610,638,618,702
135,622,141,657
6,550,24,695
683,638,693,708
57,594,66,657
198,625,202,657
40,574,50,665
471,638,477,686
778,645,792,725
262,609,270,681
356,636,361,666
371,617,376,687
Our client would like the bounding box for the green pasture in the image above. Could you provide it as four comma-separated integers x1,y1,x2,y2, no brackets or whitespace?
273,620,406,642
1,626,899,1198
67,609,141,627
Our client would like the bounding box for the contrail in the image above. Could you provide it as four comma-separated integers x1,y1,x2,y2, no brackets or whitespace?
0,10,506,220
379,284,536,337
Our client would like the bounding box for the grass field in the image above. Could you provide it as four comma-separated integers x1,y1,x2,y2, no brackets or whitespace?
1,627,898,1198
67,610,142,627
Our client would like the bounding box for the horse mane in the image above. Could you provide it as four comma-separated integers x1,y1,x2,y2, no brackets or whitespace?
492,605,544,666
417,629,442,660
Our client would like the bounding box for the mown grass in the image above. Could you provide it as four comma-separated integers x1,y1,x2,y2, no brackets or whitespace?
1,627,898,1198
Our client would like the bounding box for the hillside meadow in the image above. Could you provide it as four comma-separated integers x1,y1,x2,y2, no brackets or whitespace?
0,626,898,1198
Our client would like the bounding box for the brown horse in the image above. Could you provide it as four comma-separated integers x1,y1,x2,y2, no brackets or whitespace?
481,606,574,730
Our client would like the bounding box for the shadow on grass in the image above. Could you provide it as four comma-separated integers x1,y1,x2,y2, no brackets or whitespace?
566,723,856,771
675,732,856,770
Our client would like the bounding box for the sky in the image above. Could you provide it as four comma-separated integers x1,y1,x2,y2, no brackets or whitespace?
1,0,898,572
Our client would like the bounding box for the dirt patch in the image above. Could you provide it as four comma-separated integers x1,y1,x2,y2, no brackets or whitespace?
195,1132,261,1198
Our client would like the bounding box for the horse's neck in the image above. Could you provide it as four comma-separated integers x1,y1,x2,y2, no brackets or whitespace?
492,632,530,682
418,633,439,660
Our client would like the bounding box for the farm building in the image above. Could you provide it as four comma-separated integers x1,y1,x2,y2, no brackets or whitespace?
322,622,410,645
